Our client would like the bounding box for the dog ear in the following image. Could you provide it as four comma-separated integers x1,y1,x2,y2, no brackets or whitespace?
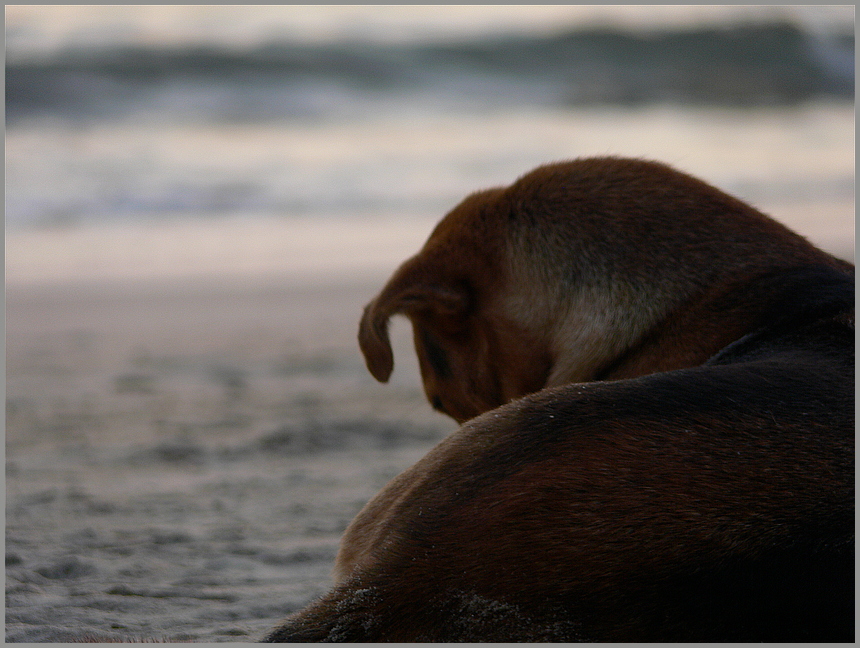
358,282,469,383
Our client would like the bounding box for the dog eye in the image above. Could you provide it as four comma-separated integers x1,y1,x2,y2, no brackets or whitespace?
420,329,451,380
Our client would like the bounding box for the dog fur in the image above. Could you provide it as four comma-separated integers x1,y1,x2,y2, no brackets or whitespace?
264,157,854,642
357,157,850,422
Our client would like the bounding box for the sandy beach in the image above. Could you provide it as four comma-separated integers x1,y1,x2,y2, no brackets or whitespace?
6,5,854,641
5,216,462,642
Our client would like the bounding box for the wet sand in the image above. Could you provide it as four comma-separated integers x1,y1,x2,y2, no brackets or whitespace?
5,217,459,642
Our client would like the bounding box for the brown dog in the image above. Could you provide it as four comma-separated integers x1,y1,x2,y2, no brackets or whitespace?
265,157,854,642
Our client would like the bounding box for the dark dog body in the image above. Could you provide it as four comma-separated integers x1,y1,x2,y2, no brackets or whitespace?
265,159,854,642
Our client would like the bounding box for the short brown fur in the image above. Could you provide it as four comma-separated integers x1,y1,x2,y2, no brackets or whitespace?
267,157,854,642
358,157,848,423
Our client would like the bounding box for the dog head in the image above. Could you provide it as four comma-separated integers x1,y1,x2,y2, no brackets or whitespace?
358,188,551,423
359,157,847,423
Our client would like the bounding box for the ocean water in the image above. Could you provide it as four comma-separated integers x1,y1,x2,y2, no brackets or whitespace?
5,6,855,262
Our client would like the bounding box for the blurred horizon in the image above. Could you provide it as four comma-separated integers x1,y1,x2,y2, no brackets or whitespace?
5,5,854,260
7,6,854,126
6,6,854,54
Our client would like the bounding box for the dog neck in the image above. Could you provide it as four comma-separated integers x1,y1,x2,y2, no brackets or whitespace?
541,263,852,385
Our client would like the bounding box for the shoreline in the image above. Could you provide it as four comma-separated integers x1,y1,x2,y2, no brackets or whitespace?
5,214,442,290
6,197,854,293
